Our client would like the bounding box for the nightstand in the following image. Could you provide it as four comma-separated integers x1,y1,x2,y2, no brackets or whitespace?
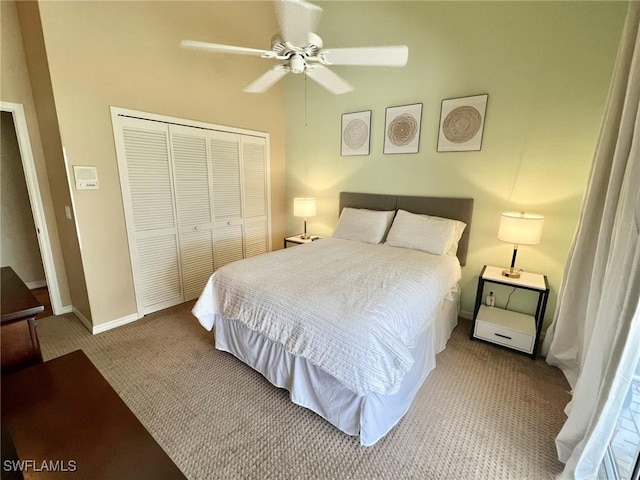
284,234,322,248
470,265,549,359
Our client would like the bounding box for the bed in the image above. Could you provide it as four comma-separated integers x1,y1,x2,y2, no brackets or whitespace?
192,192,473,445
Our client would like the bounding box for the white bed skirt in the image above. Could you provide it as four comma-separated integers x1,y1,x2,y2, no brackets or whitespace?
213,290,459,446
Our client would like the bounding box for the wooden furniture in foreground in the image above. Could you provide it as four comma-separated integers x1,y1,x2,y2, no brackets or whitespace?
1,266,44,374
1,349,186,479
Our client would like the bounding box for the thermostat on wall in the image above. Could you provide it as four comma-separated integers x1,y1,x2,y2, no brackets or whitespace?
73,165,99,190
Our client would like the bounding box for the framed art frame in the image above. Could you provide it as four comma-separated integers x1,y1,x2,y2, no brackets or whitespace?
437,94,488,152
384,103,422,154
341,110,371,156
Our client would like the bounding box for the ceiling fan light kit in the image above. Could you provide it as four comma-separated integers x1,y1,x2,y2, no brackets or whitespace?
180,0,409,94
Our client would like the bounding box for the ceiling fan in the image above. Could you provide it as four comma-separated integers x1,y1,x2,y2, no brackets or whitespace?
180,0,409,95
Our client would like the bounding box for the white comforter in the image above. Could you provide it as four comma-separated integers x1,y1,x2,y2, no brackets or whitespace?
192,238,461,396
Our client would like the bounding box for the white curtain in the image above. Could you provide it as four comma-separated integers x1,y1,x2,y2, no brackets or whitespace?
542,2,640,478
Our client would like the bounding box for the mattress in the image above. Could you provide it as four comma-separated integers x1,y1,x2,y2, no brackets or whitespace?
192,237,462,444
213,291,459,446
193,238,462,396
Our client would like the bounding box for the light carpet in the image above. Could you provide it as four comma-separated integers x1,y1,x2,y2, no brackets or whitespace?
37,303,570,479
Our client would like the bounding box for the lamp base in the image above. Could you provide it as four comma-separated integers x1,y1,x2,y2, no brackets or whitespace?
502,268,521,278
300,233,311,240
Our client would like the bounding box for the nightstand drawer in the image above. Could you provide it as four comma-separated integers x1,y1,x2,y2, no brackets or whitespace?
474,320,535,354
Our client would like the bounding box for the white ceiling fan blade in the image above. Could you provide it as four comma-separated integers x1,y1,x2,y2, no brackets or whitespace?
319,45,409,67
244,66,289,93
276,0,322,46
180,40,273,57
305,65,353,95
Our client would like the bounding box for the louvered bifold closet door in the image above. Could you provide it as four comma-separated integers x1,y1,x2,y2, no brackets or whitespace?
209,131,244,269
242,136,270,258
119,117,183,314
169,125,214,301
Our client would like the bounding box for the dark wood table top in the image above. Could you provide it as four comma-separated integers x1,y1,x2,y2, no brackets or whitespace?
1,267,44,323
1,350,186,479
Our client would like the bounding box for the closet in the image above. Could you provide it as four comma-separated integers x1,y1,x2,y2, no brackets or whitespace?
111,109,270,316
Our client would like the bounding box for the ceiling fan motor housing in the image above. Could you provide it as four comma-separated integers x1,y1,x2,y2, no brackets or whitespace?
289,54,306,74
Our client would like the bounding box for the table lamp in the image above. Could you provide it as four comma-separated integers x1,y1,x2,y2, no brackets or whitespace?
293,197,316,239
497,211,544,278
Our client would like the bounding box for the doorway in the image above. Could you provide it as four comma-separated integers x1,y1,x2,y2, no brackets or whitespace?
0,101,63,315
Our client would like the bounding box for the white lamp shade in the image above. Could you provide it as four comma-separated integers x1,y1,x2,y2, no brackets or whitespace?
498,212,544,245
293,197,316,218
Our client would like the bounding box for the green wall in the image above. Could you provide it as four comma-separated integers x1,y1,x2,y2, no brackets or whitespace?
284,1,627,325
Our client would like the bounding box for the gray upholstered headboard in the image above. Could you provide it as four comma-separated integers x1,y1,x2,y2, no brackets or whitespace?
339,192,474,266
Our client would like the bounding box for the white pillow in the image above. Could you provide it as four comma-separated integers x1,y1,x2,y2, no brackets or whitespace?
385,209,466,256
332,208,396,244
444,217,467,256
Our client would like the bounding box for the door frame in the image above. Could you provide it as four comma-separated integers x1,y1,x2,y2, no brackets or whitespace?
1,101,64,314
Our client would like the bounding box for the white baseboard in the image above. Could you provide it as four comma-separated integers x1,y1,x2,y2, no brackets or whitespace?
26,280,47,289
459,309,473,320
92,313,139,335
72,307,93,334
71,307,140,335
58,305,73,314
